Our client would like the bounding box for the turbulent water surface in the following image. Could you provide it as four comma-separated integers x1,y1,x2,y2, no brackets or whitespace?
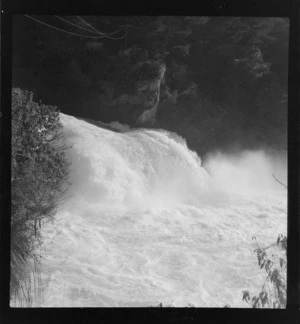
34,113,287,307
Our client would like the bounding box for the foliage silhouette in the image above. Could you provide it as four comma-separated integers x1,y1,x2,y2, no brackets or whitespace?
11,88,71,306
242,234,287,308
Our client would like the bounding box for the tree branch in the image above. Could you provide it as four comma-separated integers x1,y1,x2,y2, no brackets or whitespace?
272,173,287,189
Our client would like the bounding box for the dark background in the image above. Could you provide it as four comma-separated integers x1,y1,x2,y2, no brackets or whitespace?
12,15,289,157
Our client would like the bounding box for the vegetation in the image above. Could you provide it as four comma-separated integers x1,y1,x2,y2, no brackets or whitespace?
240,176,287,309
242,234,287,308
151,234,287,309
12,16,288,156
11,88,70,305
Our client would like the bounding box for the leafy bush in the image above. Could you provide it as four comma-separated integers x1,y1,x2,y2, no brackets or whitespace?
11,88,70,306
242,234,287,308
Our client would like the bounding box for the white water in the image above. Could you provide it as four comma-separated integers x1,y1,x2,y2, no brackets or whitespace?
35,113,287,307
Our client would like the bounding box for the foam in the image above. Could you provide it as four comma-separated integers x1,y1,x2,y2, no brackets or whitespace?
32,113,287,307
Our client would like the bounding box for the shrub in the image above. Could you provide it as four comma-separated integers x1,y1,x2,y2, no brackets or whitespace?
11,88,70,305
242,234,287,308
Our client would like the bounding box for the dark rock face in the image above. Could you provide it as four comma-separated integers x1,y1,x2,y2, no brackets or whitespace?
136,61,166,124
71,60,166,125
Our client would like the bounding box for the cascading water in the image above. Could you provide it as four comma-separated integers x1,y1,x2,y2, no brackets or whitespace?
33,113,287,307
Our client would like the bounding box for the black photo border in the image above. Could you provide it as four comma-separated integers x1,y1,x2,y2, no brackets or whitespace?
1,0,299,323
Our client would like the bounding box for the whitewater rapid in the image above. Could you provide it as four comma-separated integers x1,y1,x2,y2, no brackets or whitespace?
34,113,287,307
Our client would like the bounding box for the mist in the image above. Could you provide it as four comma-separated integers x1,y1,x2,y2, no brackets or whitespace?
33,114,287,307
203,149,287,196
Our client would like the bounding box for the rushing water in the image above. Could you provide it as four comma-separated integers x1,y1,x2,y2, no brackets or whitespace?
33,113,287,307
